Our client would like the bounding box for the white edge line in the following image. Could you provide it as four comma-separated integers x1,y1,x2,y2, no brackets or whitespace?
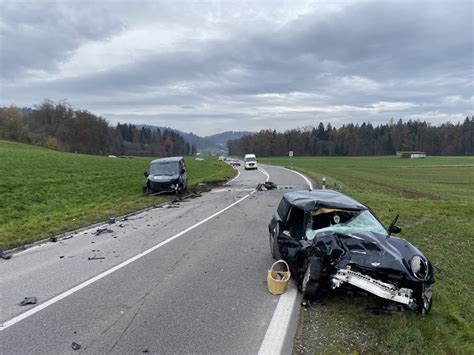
258,167,270,182
258,165,312,355
0,193,252,331
272,166,313,190
258,287,298,355
225,168,241,185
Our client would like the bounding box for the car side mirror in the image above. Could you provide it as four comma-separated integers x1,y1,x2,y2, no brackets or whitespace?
389,225,402,234
181,168,186,174
144,171,149,178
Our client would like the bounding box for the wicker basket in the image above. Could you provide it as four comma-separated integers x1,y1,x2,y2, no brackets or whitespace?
267,260,291,295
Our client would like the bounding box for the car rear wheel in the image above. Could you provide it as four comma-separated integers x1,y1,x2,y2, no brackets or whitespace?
302,257,322,302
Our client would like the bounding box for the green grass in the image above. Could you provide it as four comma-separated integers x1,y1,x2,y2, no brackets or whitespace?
260,156,474,354
0,140,235,250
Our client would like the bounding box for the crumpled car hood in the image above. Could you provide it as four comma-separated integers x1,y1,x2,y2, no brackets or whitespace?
313,231,430,282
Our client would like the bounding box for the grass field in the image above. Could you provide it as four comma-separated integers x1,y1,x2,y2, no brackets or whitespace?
0,140,235,250
260,156,474,354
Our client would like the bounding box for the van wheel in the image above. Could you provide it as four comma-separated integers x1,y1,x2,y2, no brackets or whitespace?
301,257,322,302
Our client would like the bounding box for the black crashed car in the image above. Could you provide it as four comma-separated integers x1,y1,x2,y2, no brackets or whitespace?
144,156,188,194
268,189,435,314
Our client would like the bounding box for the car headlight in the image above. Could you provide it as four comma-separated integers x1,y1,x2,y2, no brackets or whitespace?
410,255,428,280
170,184,176,189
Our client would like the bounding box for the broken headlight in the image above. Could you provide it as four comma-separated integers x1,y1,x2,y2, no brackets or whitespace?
410,255,428,280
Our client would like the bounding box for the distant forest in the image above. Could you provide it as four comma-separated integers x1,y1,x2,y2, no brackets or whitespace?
0,101,195,156
228,118,473,157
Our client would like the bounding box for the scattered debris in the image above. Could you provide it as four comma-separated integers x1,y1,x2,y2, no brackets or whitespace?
88,256,105,261
62,235,74,240
367,303,405,315
49,236,58,242
71,342,81,350
59,256,64,259
118,224,125,228
0,251,12,260
108,218,116,224
256,181,278,191
123,215,144,221
95,227,113,236
19,296,37,306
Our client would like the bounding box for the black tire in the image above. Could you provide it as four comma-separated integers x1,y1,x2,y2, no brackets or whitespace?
269,230,277,259
301,257,322,302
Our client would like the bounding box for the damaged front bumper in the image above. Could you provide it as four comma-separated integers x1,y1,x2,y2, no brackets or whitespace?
330,267,414,306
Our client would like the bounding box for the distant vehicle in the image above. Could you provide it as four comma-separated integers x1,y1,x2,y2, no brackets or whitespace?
244,154,257,170
230,160,241,167
218,156,226,161
144,157,187,194
268,189,435,313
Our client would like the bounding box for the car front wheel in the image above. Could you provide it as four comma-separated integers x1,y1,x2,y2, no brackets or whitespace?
301,257,322,302
269,230,277,259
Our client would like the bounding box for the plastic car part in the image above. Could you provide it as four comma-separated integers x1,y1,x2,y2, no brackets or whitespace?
331,267,414,306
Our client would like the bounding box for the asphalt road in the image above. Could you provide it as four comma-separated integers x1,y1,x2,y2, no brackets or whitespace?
0,164,310,354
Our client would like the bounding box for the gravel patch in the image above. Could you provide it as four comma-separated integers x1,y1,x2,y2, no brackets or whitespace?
293,291,390,354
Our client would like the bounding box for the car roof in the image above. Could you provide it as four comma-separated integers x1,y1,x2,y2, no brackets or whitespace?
283,189,367,211
150,156,183,164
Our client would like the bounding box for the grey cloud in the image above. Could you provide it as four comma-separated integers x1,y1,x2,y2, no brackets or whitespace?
0,1,126,78
0,1,472,135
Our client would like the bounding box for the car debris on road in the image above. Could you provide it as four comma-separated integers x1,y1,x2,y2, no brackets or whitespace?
256,181,278,191
0,250,12,260
95,227,113,236
19,296,37,306
268,189,435,314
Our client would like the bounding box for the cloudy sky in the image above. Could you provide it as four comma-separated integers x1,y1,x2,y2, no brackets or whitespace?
0,0,472,136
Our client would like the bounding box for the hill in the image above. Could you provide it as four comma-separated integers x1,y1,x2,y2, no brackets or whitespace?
136,125,253,153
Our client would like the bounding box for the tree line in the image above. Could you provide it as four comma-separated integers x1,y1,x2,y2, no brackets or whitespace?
0,100,196,156
228,118,473,157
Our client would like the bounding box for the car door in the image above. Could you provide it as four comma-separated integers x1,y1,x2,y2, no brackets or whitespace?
276,206,305,270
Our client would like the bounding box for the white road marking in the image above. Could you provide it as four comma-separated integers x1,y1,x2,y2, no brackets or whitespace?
270,166,313,189
0,193,253,331
224,168,241,185
258,167,270,182
258,287,299,355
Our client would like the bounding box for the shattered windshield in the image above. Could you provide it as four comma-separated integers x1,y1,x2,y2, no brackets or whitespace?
150,162,179,176
306,210,387,240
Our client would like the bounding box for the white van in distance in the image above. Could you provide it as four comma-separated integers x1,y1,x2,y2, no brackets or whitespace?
244,154,257,170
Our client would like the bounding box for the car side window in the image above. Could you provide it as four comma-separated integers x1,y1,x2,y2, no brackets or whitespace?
286,207,305,240
277,198,290,220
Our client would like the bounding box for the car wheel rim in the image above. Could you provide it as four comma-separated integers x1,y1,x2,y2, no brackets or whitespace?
302,265,311,293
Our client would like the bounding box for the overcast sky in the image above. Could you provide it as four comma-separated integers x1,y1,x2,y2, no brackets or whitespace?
0,0,472,136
